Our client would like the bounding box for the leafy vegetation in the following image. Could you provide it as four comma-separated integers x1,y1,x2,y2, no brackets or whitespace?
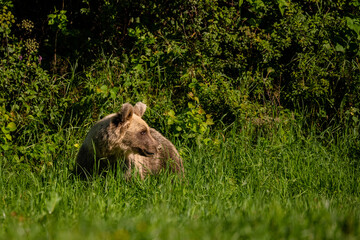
0,0,360,239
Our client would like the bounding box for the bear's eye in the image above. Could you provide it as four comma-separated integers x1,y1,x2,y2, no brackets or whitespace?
140,130,147,135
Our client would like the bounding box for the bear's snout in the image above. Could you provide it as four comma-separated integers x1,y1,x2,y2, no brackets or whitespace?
137,147,156,157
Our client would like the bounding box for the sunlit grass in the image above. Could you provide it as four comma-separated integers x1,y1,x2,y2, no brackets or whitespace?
0,121,359,239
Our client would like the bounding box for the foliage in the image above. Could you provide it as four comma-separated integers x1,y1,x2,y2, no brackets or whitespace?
0,0,359,168
0,3,77,168
0,5,14,36
48,9,68,34
54,0,358,124
0,105,16,152
166,95,214,145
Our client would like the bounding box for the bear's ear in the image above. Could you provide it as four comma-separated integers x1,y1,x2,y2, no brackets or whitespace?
113,103,133,126
134,102,147,117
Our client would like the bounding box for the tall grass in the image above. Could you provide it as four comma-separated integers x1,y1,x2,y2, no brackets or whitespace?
0,119,359,239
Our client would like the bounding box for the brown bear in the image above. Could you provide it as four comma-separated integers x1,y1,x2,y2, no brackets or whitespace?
126,102,184,179
75,102,184,179
75,102,158,177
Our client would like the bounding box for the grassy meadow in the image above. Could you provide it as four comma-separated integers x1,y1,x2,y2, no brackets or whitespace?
1,119,359,239
1,1,360,239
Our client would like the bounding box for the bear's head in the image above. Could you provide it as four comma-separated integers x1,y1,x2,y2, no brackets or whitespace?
111,102,158,157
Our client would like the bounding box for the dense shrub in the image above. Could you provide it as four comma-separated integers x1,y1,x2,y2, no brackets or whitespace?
60,0,359,123
1,0,360,166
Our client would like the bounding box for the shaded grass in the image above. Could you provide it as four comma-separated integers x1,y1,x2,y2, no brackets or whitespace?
0,122,359,239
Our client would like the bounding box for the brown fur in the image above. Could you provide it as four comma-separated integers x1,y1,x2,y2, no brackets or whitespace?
126,128,184,179
125,102,184,179
75,103,158,177
75,102,184,180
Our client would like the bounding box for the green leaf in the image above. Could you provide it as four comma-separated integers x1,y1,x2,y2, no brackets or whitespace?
188,102,195,109
346,17,360,39
7,122,16,132
5,134,12,141
206,118,214,125
1,126,9,134
277,0,289,16
239,0,244,7
168,110,176,118
199,125,207,134
100,85,108,92
1,144,10,151
353,116,359,123
335,44,345,52
109,88,118,100
167,118,174,125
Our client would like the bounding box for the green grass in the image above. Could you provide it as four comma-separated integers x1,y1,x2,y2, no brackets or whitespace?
1,122,359,239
